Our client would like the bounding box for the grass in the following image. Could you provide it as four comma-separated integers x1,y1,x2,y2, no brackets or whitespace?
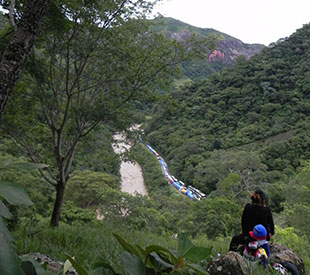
12,219,310,274
12,220,178,273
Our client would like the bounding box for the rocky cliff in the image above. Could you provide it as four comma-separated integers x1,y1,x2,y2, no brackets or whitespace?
154,17,265,78
208,38,265,64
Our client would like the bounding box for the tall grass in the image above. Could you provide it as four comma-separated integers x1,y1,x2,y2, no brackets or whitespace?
12,220,178,273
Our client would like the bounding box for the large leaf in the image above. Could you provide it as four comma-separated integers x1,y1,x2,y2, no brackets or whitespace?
177,232,193,258
0,216,12,241
148,252,174,272
0,235,24,275
65,255,88,275
0,200,12,219
134,244,146,260
0,181,33,205
144,245,177,265
20,256,54,275
184,246,212,262
113,233,140,257
120,251,146,275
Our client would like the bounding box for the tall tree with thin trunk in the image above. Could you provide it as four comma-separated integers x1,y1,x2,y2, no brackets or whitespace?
1,0,212,226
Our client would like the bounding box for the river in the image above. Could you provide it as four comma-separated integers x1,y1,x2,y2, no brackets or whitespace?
112,132,147,196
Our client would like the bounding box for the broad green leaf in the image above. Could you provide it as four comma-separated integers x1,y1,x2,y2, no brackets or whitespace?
113,233,140,257
177,232,193,258
0,200,12,219
135,244,146,259
184,246,212,262
144,245,177,264
120,251,146,275
65,255,88,275
21,261,36,275
20,255,53,275
0,181,33,205
0,216,12,241
0,235,24,275
187,263,209,274
148,252,174,272
6,162,49,172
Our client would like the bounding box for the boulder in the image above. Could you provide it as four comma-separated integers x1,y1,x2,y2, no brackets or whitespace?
21,253,77,274
269,243,305,274
206,251,249,275
206,244,304,275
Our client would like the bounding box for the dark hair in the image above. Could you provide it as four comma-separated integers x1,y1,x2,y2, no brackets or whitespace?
250,189,266,206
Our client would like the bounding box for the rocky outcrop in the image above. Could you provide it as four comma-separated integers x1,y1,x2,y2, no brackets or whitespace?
269,243,305,274
208,38,265,64
206,244,304,275
157,17,265,67
206,252,249,275
21,253,77,274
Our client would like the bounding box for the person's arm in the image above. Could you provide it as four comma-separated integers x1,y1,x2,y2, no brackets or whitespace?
267,207,275,236
241,204,250,235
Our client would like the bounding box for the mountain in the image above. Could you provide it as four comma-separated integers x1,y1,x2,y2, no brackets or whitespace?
152,17,265,79
143,22,310,194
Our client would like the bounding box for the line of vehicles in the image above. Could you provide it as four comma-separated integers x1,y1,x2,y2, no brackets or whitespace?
140,137,206,201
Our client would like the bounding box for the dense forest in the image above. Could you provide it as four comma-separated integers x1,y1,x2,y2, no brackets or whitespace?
0,0,310,274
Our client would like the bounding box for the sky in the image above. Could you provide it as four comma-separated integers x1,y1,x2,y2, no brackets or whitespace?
153,0,310,45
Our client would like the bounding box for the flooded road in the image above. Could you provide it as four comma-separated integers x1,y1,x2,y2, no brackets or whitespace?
112,133,147,196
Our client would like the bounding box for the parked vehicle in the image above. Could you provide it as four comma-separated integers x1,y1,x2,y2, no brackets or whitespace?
139,138,206,200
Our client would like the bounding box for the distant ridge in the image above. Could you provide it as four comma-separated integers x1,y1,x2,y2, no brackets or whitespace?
152,17,265,79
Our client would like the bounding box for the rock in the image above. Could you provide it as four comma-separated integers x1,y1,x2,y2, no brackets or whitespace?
21,253,77,274
269,243,305,274
206,244,304,275
206,251,249,275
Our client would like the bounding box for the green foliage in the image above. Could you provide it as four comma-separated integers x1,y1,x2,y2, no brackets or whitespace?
190,197,242,238
64,170,119,208
13,221,179,273
0,157,50,274
113,231,211,274
60,201,97,225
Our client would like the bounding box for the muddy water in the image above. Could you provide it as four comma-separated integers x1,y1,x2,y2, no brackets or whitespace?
112,133,147,196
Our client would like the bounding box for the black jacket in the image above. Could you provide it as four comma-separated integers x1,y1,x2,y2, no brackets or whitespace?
241,203,275,240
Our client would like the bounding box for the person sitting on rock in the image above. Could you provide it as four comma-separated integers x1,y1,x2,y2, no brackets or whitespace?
243,224,270,267
229,189,275,253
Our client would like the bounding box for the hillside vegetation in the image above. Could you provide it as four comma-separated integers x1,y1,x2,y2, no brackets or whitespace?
1,3,310,273
141,22,310,269
153,17,265,80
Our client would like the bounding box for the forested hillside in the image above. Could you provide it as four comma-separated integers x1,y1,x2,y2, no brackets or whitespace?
1,1,310,273
140,23,310,269
153,17,265,80
144,23,310,194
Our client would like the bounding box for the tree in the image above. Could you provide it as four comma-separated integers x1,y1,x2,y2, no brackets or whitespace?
0,0,51,116
1,0,209,226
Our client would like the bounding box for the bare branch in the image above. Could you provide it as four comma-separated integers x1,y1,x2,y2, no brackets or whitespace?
9,0,17,32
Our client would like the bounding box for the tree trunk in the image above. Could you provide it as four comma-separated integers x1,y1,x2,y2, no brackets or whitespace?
0,0,51,116
50,181,65,227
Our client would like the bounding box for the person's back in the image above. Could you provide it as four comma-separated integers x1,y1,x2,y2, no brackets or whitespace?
242,203,274,240
229,189,274,251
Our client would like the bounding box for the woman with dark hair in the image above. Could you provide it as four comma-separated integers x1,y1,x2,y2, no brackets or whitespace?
229,189,275,252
